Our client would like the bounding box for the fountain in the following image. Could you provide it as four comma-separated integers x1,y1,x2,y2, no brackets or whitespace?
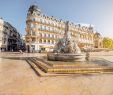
26,22,113,76
25,5,113,76
47,21,86,61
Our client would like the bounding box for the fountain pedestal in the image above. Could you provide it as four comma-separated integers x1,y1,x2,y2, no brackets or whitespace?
47,53,86,62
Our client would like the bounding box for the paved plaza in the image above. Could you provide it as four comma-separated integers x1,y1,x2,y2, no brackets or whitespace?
0,51,113,95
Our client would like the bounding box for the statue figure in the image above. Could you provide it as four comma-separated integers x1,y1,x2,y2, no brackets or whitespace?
54,31,81,54
48,21,86,62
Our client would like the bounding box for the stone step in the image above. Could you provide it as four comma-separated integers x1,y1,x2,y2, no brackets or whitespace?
47,67,113,73
33,58,113,73
25,58,86,76
26,58,44,76
26,57,113,76
32,57,51,68
36,57,109,68
32,58,99,68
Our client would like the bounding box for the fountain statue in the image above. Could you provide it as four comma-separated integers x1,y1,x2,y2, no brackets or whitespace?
47,21,86,61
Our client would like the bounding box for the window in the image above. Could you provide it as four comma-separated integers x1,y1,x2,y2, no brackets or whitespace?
71,32,73,35
48,40,50,43
39,33,42,37
31,45,35,50
54,41,56,44
50,27,53,31
32,32,35,35
48,34,50,37
46,34,48,37
46,27,48,31
39,39,42,43
48,21,50,24
44,26,46,30
52,27,54,32
34,18,37,21
33,12,37,16
30,23,34,28
46,20,48,24
42,26,45,30
27,32,30,35
53,23,56,26
40,25,42,30
44,39,46,43
32,38,35,42
33,24,37,28
42,33,44,37
44,34,46,37
40,19,42,23
36,25,38,29
32,18,35,21
48,27,50,31
42,19,45,23
4,40,5,44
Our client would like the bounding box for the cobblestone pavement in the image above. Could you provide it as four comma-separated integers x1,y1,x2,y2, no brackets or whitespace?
0,52,113,95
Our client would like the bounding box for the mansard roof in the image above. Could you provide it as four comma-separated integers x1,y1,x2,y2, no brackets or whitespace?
28,4,41,15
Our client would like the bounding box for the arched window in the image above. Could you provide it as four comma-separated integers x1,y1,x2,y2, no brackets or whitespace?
39,39,42,43
48,40,50,43
44,39,46,43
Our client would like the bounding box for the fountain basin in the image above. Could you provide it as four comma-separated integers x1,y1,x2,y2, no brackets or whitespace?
47,53,86,62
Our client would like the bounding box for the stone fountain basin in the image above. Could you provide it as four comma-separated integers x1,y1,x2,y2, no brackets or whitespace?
47,53,86,62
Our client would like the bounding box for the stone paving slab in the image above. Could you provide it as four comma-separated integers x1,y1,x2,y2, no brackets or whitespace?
0,52,113,95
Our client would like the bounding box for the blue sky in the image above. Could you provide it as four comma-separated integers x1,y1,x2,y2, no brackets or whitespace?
0,0,113,38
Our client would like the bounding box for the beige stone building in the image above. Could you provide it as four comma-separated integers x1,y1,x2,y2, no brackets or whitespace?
25,4,102,52
0,18,4,49
0,18,21,51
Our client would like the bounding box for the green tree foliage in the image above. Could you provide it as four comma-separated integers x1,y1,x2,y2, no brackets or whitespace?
103,37,113,49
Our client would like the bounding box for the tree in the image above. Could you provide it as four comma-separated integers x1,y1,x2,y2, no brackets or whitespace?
103,37,113,49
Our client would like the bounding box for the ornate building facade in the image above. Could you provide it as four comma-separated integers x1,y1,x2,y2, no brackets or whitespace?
94,32,103,48
0,18,21,51
25,4,103,52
